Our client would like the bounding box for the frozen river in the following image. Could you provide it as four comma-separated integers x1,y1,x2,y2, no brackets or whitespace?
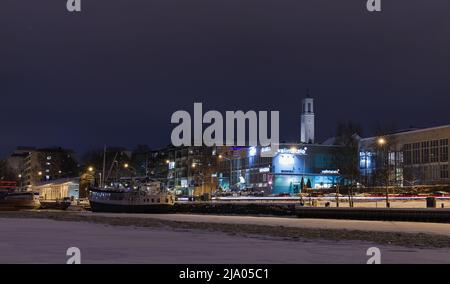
0,218,449,264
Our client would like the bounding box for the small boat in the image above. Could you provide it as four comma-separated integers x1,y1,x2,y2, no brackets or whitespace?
0,191,41,211
88,181,175,213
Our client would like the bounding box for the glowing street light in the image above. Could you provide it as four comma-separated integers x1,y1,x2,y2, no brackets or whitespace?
377,137,390,208
378,137,386,146
88,166,94,172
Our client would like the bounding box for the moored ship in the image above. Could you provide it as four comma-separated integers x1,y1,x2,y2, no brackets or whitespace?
0,181,41,211
0,191,41,211
88,181,175,213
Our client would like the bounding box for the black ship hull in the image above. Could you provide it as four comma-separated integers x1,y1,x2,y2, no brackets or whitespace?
89,201,175,213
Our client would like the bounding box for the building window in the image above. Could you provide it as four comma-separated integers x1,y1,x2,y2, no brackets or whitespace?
308,103,311,113
441,165,449,179
440,139,448,162
421,141,429,163
430,140,439,163
403,144,412,165
412,143,420,164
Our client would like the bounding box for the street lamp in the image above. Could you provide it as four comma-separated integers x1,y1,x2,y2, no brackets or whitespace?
123,163,137,180
18,174,23,190
378,137,390,208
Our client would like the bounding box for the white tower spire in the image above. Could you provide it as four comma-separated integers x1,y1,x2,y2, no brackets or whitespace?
301,93,315,144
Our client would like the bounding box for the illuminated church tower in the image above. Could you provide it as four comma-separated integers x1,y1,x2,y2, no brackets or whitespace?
300,94,315,144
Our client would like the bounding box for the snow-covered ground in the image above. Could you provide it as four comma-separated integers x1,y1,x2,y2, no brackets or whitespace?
0,218,449,264
83,213,450,236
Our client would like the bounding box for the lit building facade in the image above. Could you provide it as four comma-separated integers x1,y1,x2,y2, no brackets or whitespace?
33,178,80,201
165,146,218,196
359,125,450,187
216,144,345,195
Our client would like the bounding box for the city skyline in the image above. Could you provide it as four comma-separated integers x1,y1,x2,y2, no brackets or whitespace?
1,0,449,156
1,0,450,267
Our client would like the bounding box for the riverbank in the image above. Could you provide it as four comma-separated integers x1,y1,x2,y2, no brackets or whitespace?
1,215,450,264
2,211,450,249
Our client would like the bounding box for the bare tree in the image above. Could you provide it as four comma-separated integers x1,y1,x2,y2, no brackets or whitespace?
334,121,363,207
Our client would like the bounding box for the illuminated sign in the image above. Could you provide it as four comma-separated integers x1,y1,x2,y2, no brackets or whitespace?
321,169,340,175
168,162,175,169
278,147,307,155
259,167,270,173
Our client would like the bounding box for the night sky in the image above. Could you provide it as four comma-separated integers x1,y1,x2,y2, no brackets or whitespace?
1,0,449,158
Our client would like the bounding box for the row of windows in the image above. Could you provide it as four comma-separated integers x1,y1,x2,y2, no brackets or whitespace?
219,156,272,170
404,164,449,181
404,139,448,165
442,165,449,179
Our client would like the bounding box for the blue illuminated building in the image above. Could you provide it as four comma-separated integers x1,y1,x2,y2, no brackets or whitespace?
217,144,346,195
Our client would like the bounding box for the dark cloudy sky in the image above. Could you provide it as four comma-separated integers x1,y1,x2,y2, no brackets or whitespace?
1,0,449,157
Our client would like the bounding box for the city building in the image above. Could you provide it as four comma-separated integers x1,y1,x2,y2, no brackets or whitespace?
359,125,450,187
147,146,171,180
300,96,315,144
165,145,218,197
210,94,355,195
7,147,78,190
216,144,346,194
33,178,80,201
5,147,33,187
